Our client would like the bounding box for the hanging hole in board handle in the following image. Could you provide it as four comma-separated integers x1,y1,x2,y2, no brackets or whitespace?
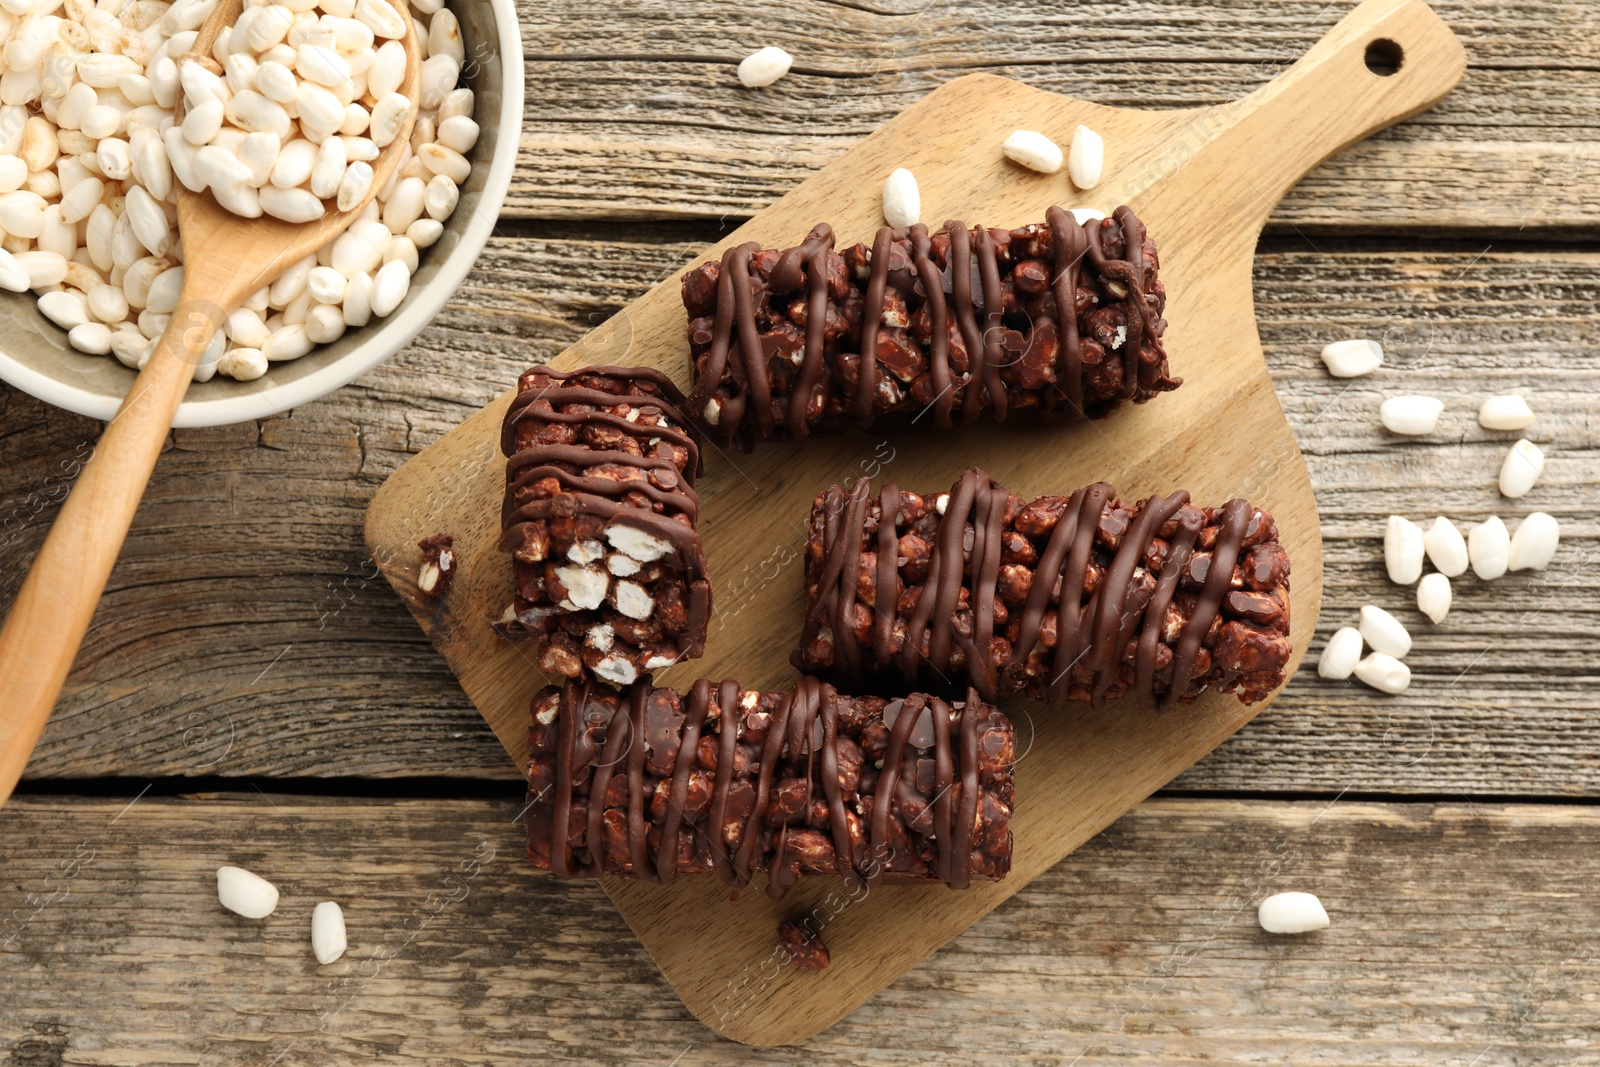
1364,38,1405,77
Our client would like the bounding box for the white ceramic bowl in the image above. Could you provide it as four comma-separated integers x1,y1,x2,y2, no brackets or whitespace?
0,0,523,428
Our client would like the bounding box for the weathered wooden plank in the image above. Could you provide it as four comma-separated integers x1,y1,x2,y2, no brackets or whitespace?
503,0,1600,231
2,234,1596,792
3,795,1599,1063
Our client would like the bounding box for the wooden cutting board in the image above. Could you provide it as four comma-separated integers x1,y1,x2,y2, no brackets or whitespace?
365,0,1464,1045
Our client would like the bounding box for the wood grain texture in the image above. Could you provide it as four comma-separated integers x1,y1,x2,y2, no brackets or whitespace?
3,235,1596,794
364,3,1474,1035
4,793,1600,1064
0,0,1590,1056
506,0,1600,233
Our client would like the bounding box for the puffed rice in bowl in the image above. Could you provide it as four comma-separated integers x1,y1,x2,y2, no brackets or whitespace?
0,0,521,427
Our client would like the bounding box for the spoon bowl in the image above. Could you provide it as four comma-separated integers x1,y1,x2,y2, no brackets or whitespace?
171,0,423,332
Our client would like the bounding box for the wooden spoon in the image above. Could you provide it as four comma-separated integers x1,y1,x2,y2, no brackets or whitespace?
0,0,421,806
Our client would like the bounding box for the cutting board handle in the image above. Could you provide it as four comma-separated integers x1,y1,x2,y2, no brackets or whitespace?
1179,0,1466,230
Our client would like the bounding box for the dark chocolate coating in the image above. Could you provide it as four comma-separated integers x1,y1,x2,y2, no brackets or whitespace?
796,469,1293,711
525,677,1016,897
682,206,1179,450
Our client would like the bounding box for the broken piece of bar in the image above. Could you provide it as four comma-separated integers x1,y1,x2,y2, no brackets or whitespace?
795,469,1292,711
417,533,455,596
525,677,1015,897
498,365,710,684
682,205,1179,450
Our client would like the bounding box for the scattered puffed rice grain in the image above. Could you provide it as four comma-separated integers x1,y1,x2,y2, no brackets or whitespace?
368,39,407,99
260,185,326,224
436,114,478,155
0,157,25,194
1469,516,1511,580
0,248,29,292
98,137,134,181
417,143,470,184
367,91,410,147
1000,129,1062,174
217,865,279,918
310,134,347,199
1499,438,1545,499
1258,892,1330,934
1478,394,1535,431
343,270,373,326
881,167,919,229
311,900,347,964
110,329,150,369
1509,512,1560,572
182,98,224,145
382,234,418,273
1317,626,1363,680
38,290,90,330
1321,339,1383,378
59,176,104,225
1384,515,1425,585
423,173,457,221
737,45,793,88
1416,573,1452,624
68,322,113,355
218,346,268,381
15,250,69,288
194,145,254,194
239,131,281,187
226,307,271,348
304,302,346,344
306,265,346,304
438,87,475,122
341,135,380,163
407,218,443,248
146,265,186,314
1359,604,1411,659
89,287,129,329
355,0,406,39
1380,394,1445,435
1354,652,1411,695
382,175,426,231
369,257,409,316
264,323,313,361
1067,124,1103,189
125,186,173,257
1422,516,1469,578
255,59,298,103
419,53,462,110
336,160,373,213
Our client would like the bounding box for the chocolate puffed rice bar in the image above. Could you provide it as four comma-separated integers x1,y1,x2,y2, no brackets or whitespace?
682,206,1179,450
498,365,710,685
525,676,1015,897
795,469,1293,711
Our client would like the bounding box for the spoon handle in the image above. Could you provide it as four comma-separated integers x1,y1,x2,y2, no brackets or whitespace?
0,305,221,806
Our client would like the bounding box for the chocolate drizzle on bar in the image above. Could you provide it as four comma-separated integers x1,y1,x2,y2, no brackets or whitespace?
500,365,703,550
497,365,711,683
682,206,1180,450
525,677,1015,897
796,469,1293,711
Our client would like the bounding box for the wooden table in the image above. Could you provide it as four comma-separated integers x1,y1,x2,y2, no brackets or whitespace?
2,1,1596,1062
